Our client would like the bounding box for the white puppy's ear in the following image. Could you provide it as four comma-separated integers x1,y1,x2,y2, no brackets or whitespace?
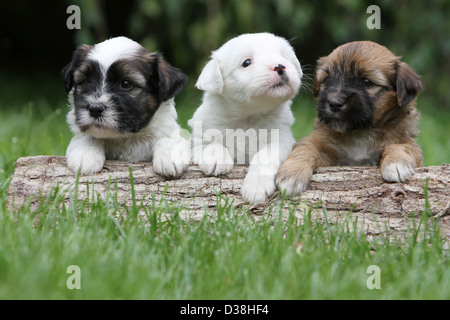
293,59,303,78
195,58,224,94
285,48,303,78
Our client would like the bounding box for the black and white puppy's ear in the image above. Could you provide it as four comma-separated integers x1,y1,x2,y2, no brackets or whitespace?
62,44,92,93
396,61,424,107
152,53,188,102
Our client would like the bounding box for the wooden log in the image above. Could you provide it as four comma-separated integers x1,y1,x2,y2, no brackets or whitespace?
6,156,450,242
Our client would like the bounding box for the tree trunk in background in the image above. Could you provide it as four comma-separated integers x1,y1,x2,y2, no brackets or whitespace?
7,156,450,242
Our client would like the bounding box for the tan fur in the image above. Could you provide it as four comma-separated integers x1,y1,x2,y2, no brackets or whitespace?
276,41,424,195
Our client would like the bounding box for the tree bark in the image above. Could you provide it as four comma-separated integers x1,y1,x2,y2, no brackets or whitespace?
7,156,450,242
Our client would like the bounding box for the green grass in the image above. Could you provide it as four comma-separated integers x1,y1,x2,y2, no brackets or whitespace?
1,181,449,299
0,76,449,300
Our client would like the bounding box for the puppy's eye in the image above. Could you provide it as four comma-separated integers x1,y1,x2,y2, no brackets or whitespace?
75,78,86,86
241,59,252,68
362,78,374,88
120,80,133,90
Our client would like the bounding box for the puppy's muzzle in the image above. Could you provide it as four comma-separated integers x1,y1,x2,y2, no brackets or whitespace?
88,103,106,119
326,89,348,113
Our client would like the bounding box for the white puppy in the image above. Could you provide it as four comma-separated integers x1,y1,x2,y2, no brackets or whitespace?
63,36,190,178
188,33,303,204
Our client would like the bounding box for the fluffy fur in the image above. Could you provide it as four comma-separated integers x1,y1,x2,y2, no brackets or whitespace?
276,41,424,196
63,36,190,177
188,33,303,204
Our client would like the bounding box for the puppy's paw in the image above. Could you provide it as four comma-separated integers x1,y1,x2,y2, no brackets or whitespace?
153,139,190,178
241,169,276,205
67,148,105,175
197,144,234,176
275,163,312,197
275,176,309,197
381,161,415,182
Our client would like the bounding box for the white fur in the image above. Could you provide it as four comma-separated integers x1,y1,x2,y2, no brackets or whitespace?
276,177,309,197
333,130,381,166
189,33,302,205
66,134,106,175
381,161,415,182
87,36,142,72
67,99,190,176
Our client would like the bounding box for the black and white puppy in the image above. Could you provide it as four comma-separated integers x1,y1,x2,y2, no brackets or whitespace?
63,36,190,177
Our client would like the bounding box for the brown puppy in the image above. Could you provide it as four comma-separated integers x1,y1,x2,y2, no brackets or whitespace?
276,41,424,196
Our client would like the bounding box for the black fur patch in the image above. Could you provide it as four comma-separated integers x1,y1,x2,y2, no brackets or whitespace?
105,59,159,133
62,44,92,93
316,72,376,132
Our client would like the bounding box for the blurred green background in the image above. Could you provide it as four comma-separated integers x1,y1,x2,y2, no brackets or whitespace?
2,0,450,103
0,0,449,171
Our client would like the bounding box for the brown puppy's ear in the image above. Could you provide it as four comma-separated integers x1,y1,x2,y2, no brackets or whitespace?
396,61,423,106
313,78,321,99
62,44,92,93
313,57,327,99
153,53,188,102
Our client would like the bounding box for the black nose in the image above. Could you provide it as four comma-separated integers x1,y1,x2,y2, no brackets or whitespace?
328,99,344,112
89,103,105,118
274,64,286,75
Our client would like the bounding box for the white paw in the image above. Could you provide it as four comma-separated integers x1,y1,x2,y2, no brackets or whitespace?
275,175,309,197
196,144,234,176
381,161,415,182
241,175,276,205
153,139,190,178
66,147,105,175
241,165,277,205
